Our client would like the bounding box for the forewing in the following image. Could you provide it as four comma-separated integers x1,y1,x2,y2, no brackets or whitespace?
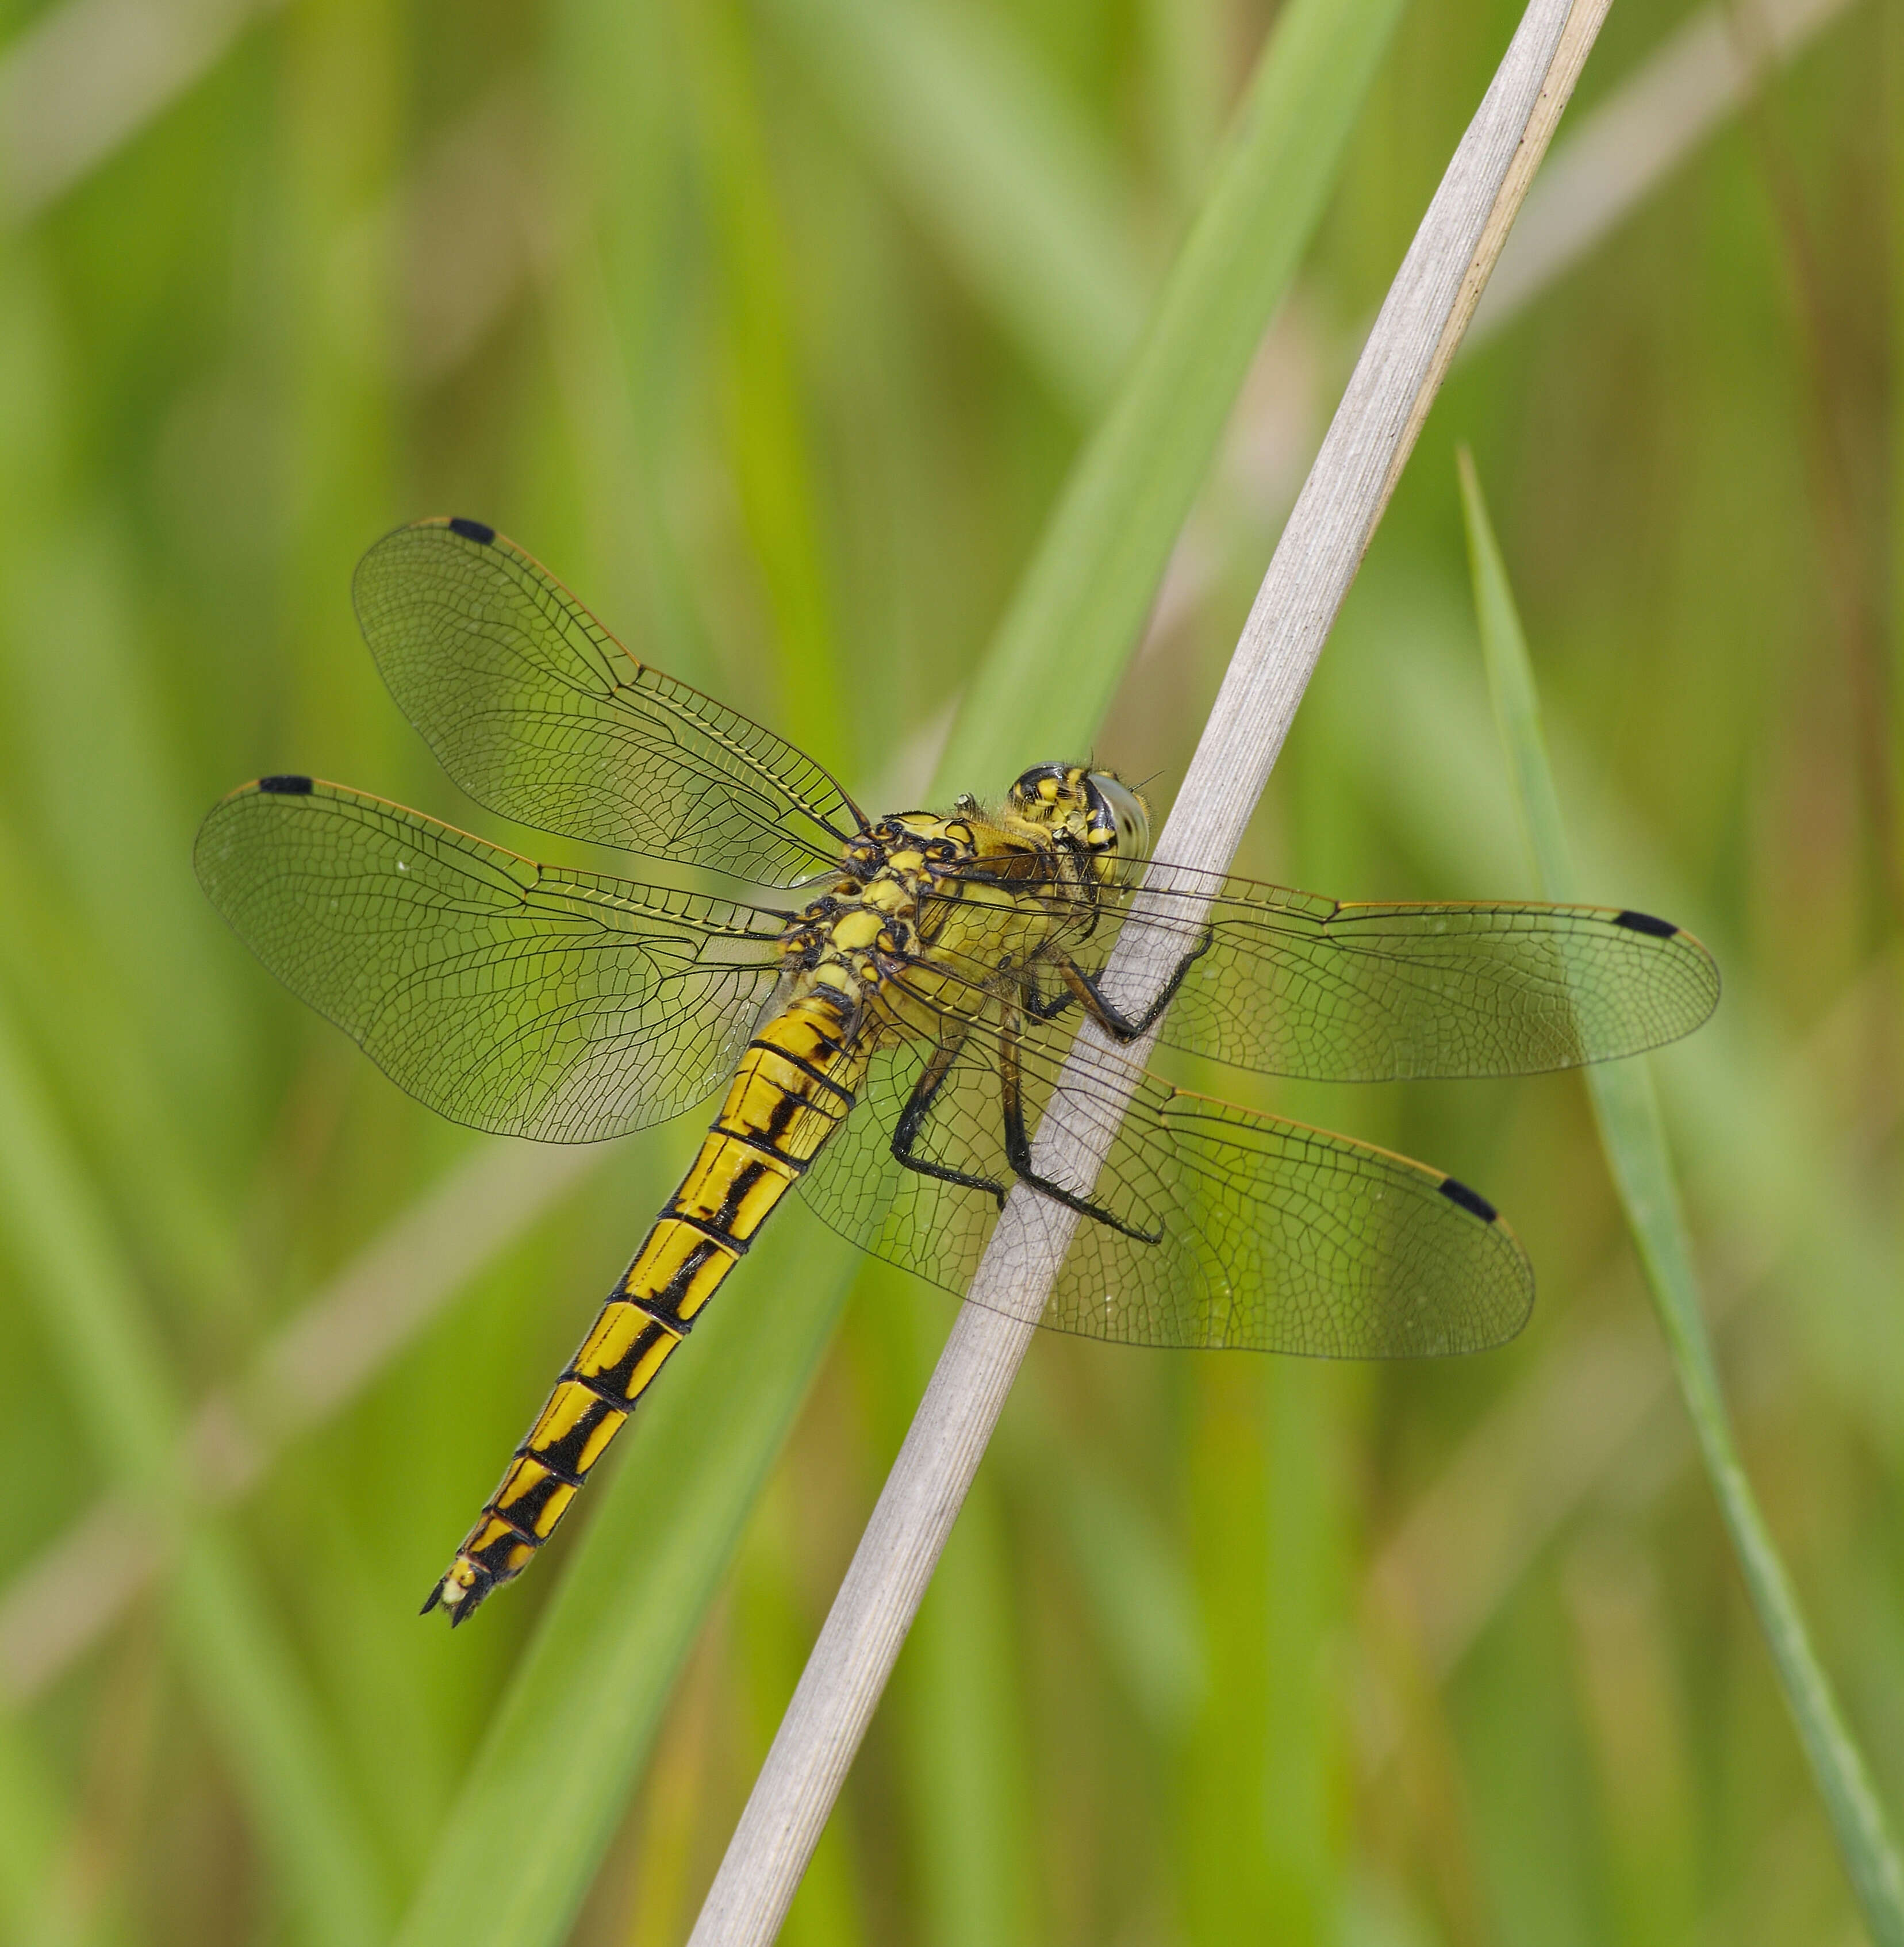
1085,869,1719,1080
351,519,864,882
194,779,784,1141
799,1000,1530,1357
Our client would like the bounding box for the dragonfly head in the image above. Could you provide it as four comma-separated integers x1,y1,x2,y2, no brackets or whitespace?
1005,763,1150,879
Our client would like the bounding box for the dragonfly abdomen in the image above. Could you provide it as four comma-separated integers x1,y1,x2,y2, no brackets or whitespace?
424,993,865,1622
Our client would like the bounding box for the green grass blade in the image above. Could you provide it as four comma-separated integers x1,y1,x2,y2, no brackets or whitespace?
0,1711,80,1947
731,1487,869,1947
1325,587,1899,1451
901,1493,1037,1947
938,0,1405,793
0,1008,390,1947
680,0,847,774
1458,448,1904,1947
761,0,1147,416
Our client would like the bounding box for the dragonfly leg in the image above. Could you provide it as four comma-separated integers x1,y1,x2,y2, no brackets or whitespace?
891,1024,1009,1207
1021,970,1076,1022
999,996,1162,1245
1050,925,1214,1041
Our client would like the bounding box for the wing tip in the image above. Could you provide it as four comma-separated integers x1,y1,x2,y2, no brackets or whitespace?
1437,1174,1500,1224
194,774,329,881
1611,907,1724,1036
1613,908,1680,939
356,514,504,579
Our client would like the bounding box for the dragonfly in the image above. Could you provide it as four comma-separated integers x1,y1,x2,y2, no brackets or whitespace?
195,518,1719,1623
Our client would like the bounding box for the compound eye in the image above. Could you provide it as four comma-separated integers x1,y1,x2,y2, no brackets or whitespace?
1087,773,1150,859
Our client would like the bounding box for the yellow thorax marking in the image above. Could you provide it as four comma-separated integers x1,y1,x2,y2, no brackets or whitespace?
828,909,884,951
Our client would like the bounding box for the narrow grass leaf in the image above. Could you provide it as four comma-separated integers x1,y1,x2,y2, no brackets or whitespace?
996,1377,1204,1738
939,0,1406,793
761,0,1148,413
680,0,848,773
902,1493,1037,1947
1334,585,1900,1443
0,1710,74,1946
1458,449,1904,1947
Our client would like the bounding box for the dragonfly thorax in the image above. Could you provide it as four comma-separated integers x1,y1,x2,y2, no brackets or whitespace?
778,815,957,1013
776,784,1136,1031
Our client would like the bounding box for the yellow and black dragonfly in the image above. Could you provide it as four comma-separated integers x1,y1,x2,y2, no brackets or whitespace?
195,519,1719,1622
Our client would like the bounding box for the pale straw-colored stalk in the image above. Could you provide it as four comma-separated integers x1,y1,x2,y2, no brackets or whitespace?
686,4,1614,1941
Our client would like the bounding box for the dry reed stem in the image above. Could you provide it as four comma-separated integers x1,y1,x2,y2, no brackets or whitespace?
687,4,1614,1942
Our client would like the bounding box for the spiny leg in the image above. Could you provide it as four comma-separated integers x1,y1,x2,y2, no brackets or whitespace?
999,987,1162,1244
1022,967,1076,1022
1042,924,1215,1040
891,1020,1009,1207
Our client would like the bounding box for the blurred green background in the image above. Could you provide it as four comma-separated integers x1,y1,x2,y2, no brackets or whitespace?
0,0,1898,1942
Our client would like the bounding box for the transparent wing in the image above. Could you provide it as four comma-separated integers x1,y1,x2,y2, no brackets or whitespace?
194,779,785,1142
799,992,1530,1357
995,859,1721,1080
351,519,866,883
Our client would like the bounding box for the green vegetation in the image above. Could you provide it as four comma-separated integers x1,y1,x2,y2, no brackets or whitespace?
0,2,1896,1944
1462,448,1904,1947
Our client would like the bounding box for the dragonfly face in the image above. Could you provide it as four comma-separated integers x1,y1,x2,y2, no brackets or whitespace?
195,519,1721,1621
1003,762,1151,877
